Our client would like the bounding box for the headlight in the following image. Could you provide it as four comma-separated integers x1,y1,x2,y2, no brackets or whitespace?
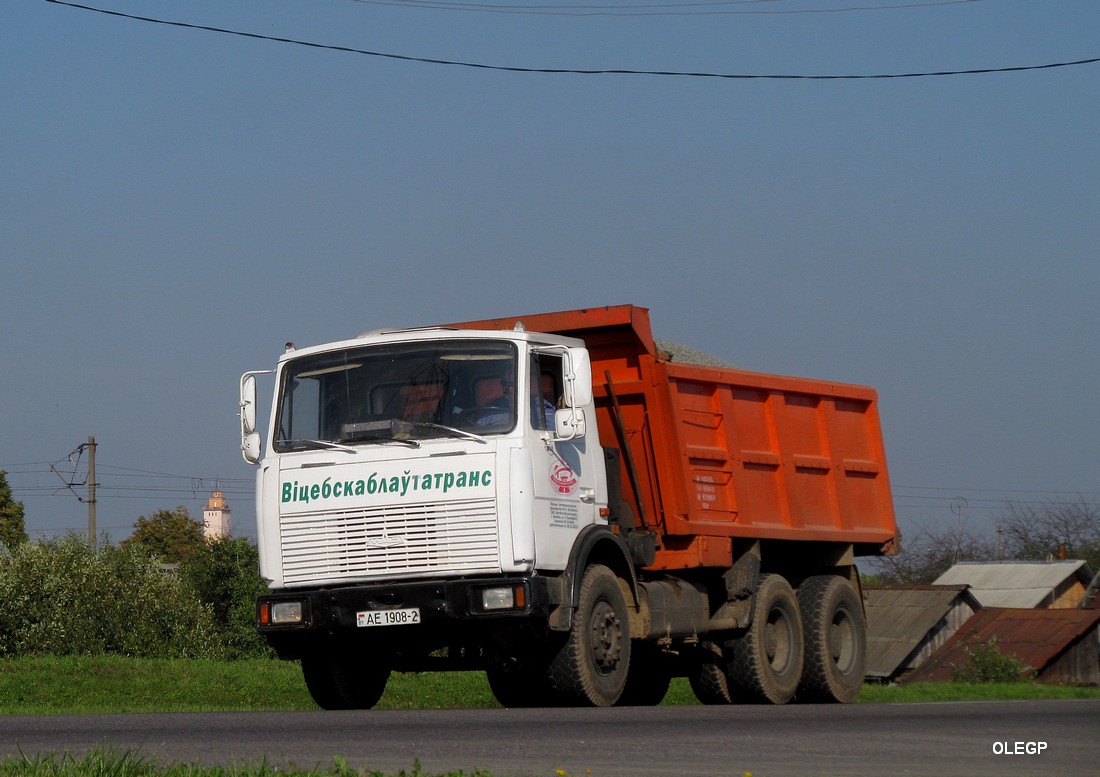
272,601,304,624
479,585,527,611
258,599,307,626
481,587,514,610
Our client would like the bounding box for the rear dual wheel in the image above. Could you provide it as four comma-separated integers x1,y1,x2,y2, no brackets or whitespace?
797,575,866,703
687,577,803,706
726,574,804,704
688,641,734,705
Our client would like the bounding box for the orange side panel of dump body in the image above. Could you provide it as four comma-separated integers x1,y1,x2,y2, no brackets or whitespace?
446,305,899,570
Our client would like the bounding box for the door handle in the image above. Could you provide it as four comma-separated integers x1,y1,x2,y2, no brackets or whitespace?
580,488,596,503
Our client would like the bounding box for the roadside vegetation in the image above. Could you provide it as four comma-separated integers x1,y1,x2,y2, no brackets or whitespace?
0,751,491,777
1,483,1098,777
0,506,271,662
1,654,1096,716
0,498,1097,715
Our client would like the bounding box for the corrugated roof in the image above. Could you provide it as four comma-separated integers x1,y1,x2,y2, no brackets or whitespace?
933,560,1092,608
904,607,1100,683
863,584,978,680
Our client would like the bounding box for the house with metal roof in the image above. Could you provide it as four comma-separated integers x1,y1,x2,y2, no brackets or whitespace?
864,584,981,683
902,607,1100,686
933,560,1094,609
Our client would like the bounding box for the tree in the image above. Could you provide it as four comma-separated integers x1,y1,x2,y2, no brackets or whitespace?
0,471,28,552
871,521,994,584
993,497,1100,571
123,506,206,565
870,496,1100,585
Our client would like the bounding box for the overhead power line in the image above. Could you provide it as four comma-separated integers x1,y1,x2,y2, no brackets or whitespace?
346,0,982,18
3,457,250,505
894,484,1100,497
45,0,1100,79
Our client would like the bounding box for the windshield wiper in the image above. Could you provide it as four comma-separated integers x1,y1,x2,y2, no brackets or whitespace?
371,436,421,449
341,420,424,449
406,422,488,445
280,439,359,454
282,436,422,452
346,418,486,445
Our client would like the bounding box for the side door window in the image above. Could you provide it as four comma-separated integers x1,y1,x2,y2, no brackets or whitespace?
528,351,596,569
531,355,562,431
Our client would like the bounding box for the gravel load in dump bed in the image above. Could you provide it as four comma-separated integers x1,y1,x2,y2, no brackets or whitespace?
654,339,738,369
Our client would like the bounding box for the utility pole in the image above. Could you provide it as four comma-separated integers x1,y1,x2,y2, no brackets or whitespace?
50,437,99,549
87,436,97,551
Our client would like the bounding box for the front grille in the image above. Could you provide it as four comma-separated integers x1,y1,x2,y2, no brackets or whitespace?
279,497,499,585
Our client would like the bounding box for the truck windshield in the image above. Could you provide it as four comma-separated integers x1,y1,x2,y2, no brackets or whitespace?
274,340,517,451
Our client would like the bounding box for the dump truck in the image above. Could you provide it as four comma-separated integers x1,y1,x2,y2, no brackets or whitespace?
242,304,897,707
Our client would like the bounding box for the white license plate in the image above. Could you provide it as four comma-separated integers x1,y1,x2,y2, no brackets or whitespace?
357,608,421,628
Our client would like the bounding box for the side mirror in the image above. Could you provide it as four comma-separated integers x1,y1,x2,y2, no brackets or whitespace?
241,374,258,434
562,348,593,407
555,408,586,441
242,432,262,464
240,371,271,464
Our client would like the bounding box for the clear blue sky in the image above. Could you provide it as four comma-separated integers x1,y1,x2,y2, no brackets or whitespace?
2,0,1097,548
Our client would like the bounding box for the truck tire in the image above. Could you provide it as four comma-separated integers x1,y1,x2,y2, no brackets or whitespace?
617,641,671,706
688,642,733,705
797,575,866,703
486,660,563,708
726,574,803,704
301,654,390,710
549,564,632,707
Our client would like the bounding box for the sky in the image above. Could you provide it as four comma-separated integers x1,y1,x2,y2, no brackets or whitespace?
2,0,1098,551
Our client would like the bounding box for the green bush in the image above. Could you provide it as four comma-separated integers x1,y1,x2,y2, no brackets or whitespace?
0,535,222,659
180,537,273,659
951,637,1032,684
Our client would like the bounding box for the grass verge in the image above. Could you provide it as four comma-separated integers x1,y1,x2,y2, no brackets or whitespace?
857,680,1100,703
2,660,1096,777
0,750,490,777
0,656,499,714
1,655,1097,715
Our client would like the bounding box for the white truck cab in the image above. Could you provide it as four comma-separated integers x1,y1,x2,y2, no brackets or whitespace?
242,325,617,707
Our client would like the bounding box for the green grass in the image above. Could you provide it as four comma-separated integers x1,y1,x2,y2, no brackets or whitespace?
857,680,1100,703
1,656,1096,715
0,656,315,714
0,751,490,777
0,656,499,714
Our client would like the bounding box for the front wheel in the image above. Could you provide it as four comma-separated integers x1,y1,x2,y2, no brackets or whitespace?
486,658,564,708
301,652,391,710
548,564,632,706
617,641,671,706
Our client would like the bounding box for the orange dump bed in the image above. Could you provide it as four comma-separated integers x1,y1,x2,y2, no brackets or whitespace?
450,305,898,570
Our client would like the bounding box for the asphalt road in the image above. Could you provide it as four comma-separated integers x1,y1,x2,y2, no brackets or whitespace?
3,701,1098,776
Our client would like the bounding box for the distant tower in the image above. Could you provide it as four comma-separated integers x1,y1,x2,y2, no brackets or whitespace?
203,490,232,539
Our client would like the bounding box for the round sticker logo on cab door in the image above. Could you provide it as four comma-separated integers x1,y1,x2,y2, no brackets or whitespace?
550,461,578,494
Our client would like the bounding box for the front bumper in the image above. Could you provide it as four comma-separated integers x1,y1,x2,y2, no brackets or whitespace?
257,575,552,634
